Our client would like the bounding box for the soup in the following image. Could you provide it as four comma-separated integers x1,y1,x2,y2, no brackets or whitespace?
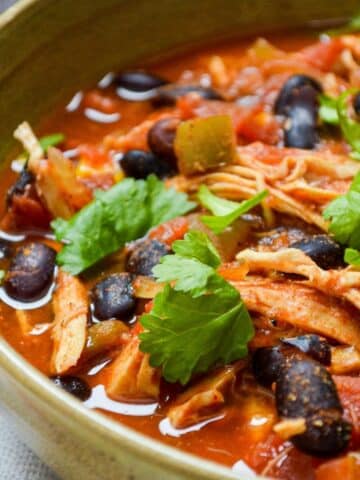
1,27,360,480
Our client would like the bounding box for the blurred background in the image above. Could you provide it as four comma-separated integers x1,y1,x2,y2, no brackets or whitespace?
0,0,15,12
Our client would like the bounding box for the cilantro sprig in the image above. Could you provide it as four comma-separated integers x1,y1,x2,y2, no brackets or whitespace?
323,172,360,266
153,230,221,297
140,230,254,385
39,133,65,152
319,94,339,125
198,185,268,234
319,89,360,160
52,175,196,275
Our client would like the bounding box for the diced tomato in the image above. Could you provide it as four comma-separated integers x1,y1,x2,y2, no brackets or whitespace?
237,110,281,145
132,322,144,335
144,301,153,314
78,144,111,168
243,433,314,480
237,142,287,165
316,456,360,480
176,93,203,119
242,432,284,472
82,89,120,114
218,262,249,281
334,375,360,448
299,38,344,72
149,217,189,246
9,195,51,229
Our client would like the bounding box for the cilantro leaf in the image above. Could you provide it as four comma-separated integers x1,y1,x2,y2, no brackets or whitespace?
344,248,360,266
52,175,196,274
337,89,360,153
39,133,65,152
319,94,339,125
153,230,221,296
140,281,253,385
172,230,221,268
153,256,214,297
140,230,254,384
319,89,360,159
323,172,360,248
198,185,268,234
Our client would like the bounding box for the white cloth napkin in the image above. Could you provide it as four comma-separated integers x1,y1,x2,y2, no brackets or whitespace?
0,418,59,479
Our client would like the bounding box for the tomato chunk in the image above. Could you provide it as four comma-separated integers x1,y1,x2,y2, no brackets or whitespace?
335,375,360,448
300,38,344,71
149,216,189,245
316,456,359,480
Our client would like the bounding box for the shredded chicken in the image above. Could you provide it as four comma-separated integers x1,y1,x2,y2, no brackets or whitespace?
36,147,91,219
330,346,360,375
13,121,43,171
106,335,161,402
13,122,91,219
175,142,360,230
51,270,88,374
236,248,360,311
167,364,242,429
232,278,360,349
273,418,306,440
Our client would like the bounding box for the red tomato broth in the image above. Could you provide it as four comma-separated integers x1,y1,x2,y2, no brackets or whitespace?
0,31,359,480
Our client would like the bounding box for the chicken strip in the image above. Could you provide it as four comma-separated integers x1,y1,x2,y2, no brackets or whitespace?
106,335,161,402
232,279,360,349
236,248,360,310
13,122,91,219
36,147,91,219
51,270,89,374
167,364,241,429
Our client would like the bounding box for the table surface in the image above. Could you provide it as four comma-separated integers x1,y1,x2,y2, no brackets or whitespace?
0,0,60,478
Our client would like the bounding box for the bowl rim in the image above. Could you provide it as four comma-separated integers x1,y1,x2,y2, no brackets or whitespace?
0,336,251,480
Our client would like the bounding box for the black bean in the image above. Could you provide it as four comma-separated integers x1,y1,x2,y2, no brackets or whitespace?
148,117,180,164
274,74,323,116
284,112,318,149
252,346,286,387
120,150,175,179
126,239,170,277
353,92,360,115
290,235,345,270
152,85,223,107
275,357,351,456
293,411,352,456
51,375,91,401
276,358,342,419
4,243,56,302
283,85,320,149
274,75,322,150
0,239,12,259
6,168,35,207
92,273,136,321
281,335,331,366
114,71,168,92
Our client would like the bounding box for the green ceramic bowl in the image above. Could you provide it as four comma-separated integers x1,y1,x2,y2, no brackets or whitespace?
0,1,359,479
